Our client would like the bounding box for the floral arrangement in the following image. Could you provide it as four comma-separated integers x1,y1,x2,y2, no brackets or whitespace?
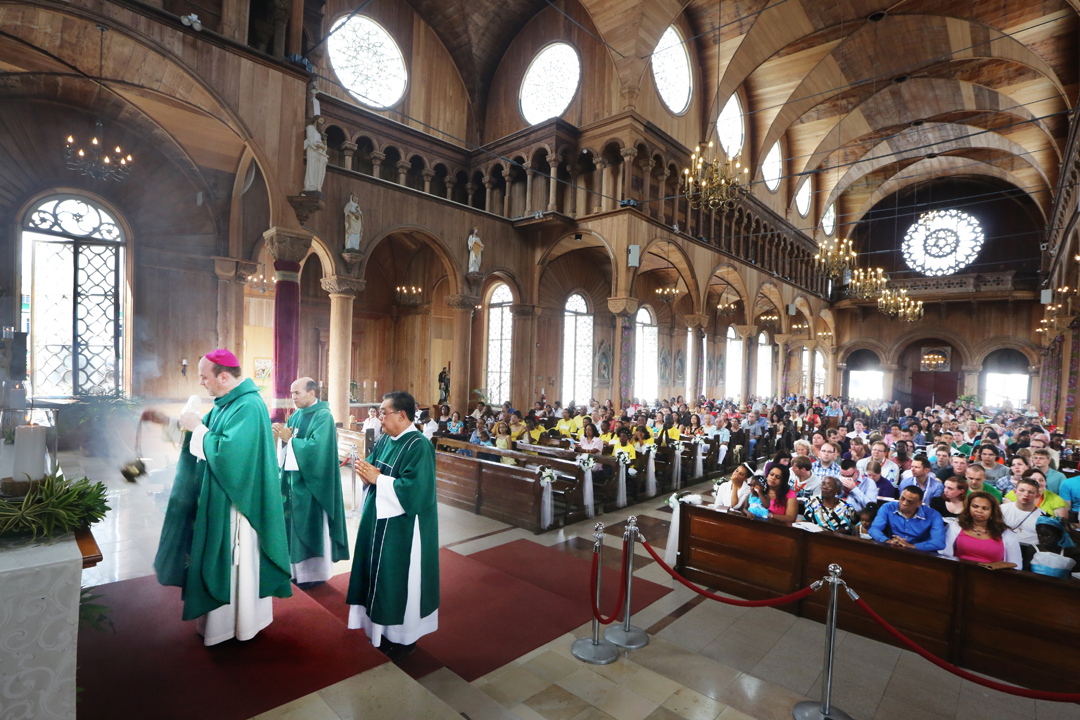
667,492,680,509
614,448,632,466
690,435,705,446
540,467,557,484
671,440,685,454
577,455,596,471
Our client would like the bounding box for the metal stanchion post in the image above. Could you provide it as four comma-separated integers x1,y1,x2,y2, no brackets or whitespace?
347,444,362,517
605,516,648,649
793,564,852,720
572,522,620,665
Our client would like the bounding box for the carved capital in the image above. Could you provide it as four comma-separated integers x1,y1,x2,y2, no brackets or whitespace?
595,157,611,169
685,313,709,329
482,176,495,189
321,276,365,296
286,194,326,225
263,227,312,263
396,160,412,172
341,251,364,274
445,294,481,311
772,333,794,347
235,260,260,285
421,169,436,180
340,141,358,156
370,151,386,164
620,147,638,160
510,303,542,318
445,176,458,188
639,159,655,171
546,153,563,169
881,364,901,372
522,162,534,175
466,182,478,194
606,296,640,317
213,256,237,280
620,84,640,109
733,324,757,341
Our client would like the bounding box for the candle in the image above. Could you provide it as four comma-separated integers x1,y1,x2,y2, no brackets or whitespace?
13,425,47,482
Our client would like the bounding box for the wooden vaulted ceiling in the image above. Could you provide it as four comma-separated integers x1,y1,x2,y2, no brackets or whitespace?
407,0,1077,237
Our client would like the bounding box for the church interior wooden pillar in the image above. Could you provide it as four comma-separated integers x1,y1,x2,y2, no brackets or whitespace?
607,297,639,409
686,314,709,401
446,294,478,410
511,303,541,412
263,227,312,421
321,277,363,425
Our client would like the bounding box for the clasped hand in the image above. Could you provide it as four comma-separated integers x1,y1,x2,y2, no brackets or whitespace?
354,458,380,485
272,423,293,441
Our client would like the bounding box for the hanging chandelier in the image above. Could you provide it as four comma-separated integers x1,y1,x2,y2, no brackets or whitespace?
396,286,422,306
656,286,680,304
682,142,748,211
64,26,132,182
877,288,907,316
716,300,738,316
814,237,856,279
896,296,924,323
848,267,886,300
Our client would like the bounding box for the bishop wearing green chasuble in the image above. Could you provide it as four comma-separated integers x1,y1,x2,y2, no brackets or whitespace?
274,377,349,584
347,391,440,662
145,350,292,646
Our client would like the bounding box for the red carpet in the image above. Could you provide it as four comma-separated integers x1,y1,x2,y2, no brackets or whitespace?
76,576,387,720
469,539,672,615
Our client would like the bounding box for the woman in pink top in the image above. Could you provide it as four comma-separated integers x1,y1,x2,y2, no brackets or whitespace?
940,491,1021,567
576,422,605,454
748,464,798,523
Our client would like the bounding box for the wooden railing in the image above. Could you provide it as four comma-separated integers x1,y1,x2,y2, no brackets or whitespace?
675,503,1080,692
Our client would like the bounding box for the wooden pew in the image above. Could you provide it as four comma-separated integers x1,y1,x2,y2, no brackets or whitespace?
433,438,586,532
675,503,1080,692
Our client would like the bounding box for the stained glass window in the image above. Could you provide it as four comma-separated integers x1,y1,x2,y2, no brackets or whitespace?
634,306,658,402
763,140,782,192
652,26,692,115
561,293,593,405
520,43,581,125
725,325,743,402
902,209,984,276
486,284,513,406
756,332,772,398
21,196,125,396
822,203,836,236
327,16,408,108
716,94,743,159
794,178,811,217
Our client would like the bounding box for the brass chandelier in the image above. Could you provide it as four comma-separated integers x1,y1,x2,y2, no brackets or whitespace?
814,237,856,279
848,267,886,300
878,288,923,322
682,141,748,211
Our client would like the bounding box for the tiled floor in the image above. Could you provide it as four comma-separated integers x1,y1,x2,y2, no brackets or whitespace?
71,433,1080,720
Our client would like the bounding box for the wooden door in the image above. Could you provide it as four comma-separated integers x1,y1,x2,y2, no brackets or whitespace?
911,371,960,407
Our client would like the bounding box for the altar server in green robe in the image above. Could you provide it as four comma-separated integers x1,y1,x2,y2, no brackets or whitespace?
274,377,349,585
347,391,440,662
144,349,291,646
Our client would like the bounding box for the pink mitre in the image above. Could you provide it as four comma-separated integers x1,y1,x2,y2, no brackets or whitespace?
205,348,240,367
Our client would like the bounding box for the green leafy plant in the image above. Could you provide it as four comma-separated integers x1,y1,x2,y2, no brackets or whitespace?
957,393,979,405
0,473,110,538
471,387,489,405
79,586,115,633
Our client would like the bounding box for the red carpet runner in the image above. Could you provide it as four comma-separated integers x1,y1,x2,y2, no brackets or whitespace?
76,576,388,720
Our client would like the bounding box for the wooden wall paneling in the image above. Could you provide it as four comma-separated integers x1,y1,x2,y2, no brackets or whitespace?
430,278,453,403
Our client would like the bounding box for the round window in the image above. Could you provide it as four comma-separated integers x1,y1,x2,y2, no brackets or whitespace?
327,16,408,108
652,26,692,115
902,209,984,276
520,43,581,125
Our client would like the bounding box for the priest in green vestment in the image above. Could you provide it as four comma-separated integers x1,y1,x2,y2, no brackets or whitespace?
346,391,439,662
144,349,292,646
273,377,349,585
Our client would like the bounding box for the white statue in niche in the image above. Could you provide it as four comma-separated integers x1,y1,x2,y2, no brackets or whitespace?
303,117,328,193
344,193,363,250
467,227,483,274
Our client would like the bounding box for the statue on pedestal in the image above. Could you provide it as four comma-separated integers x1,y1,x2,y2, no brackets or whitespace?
344,193,363,250
303,117,328,194
438,367,450,404
467,228,483,274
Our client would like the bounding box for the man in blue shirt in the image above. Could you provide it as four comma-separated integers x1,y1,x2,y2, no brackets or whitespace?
745,411,766,459
897,456,943,505
1058,473,1080,519
836,458,877,511
869,486,946,552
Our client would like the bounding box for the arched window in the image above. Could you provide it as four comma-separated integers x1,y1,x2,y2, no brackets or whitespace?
814,350,826,398
652,26,692,115
756,332,772,398
561,293,593,405
802,347,811,396
762,141,782,192
634,306,658,402
327,16,408,108
716,94,744,159
485,284,513,406
794,179,811,217
821,204,836,236
725,325,743,401
685,327,693,399
520,43,581,125
21,195,128,396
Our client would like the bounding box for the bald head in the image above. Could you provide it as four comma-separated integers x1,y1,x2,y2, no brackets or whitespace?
291,377,318,408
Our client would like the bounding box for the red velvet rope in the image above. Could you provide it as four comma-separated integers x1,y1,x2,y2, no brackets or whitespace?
852,597,1080,704
589,539,630,625
640,538,818,607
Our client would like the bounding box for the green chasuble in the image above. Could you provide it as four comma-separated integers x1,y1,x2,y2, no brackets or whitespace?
154,378,293,620
283,400,350,564
346,426,439,633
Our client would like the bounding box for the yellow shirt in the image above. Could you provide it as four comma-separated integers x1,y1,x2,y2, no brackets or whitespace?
573,415,585,431
601,433,615,445
637,436,655,447
557,419,575,437
665,427,681,441
1005,489,1067,514
527,428,543,443
612,441,637,460
509,425,526,441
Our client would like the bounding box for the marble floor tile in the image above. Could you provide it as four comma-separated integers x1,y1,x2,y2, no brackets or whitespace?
557,667,620,705
631,637,742,702
714,673,812,720
418,667,520,720
591,656,644,684
481,664,556,706
318,664,462,720
1034,699,1080,720
660,686,726,720
570,708,620,720
620,667,681,705
699,631,779,674
656,614,724,653
872,694,953,720
881,673,960,719
525,650,584,683
594,686,660,720
522,684,592,720
250,692,341,720
804,674,884,720
749,652,821,697
642,706,686,720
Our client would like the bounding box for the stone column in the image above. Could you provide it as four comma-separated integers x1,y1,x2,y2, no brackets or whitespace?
734,325,758,403
639,159,654,209
370,151,386,178
881,364,901,403
264,227,312,421
1029,366,1042,423
503,169,517,218
466,182,478,207
619,147,638,204
320,276,364,425
340,141,357,171
213,258,237,354
546,153,562,211
595,158,610,214
685,314,709,401
523,162,535,215
445,294,480,410
962,365,982,399
444,175,458,201
482,176,494,210
825,346,838,395
608,297,640,409
396,160,411,186
422,169,436,194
